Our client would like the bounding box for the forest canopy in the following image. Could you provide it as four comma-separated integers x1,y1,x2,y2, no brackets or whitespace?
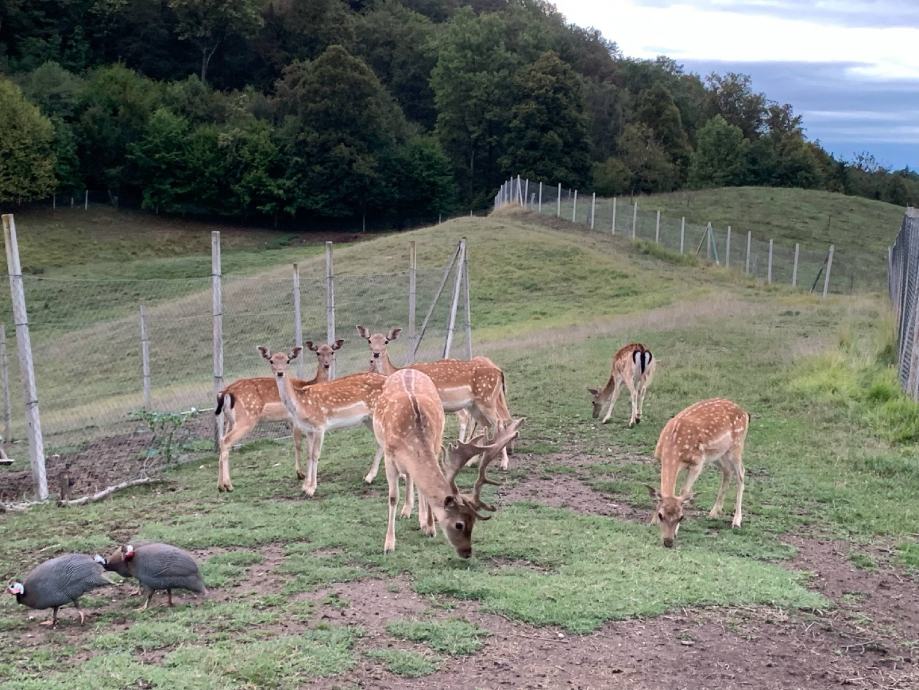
0,0,914,221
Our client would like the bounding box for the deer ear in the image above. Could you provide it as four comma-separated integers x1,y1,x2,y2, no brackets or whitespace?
645,484,661,501
587,388,599,397
387,327,402,341
356,325,369,339
257,345,271,360
679,492,693,506
305,340,318,352
288,346,303,361
333,339,344,350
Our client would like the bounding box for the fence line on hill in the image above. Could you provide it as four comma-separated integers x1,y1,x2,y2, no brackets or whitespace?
0,212,474,502
494,175,840,295
889,207,919,400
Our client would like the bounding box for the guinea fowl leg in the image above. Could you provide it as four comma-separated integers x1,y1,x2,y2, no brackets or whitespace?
136,588,155,612
39,607,59,627
75,601,85,625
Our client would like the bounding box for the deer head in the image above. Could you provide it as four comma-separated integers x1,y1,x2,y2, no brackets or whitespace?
258,345,302,379
647,485,692,548
305,339,343,372
437,418,524,557
356,325,402,372
587,388,604,419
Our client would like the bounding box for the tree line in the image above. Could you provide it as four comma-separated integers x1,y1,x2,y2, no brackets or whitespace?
1,0,915,223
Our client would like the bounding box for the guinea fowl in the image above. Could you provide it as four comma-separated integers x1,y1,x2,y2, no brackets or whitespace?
7,553,114,626
97,543,206,610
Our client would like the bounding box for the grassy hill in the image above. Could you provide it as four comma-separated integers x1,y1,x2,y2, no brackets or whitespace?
0,207,918,687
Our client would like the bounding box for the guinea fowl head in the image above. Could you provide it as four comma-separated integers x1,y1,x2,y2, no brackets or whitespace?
7,581,24,597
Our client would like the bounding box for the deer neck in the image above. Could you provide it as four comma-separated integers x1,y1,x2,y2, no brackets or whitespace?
313,363,331,384
659,449,680,498
378,351,399,376
599,374,617,403
405,455,453,508
275,374,312,426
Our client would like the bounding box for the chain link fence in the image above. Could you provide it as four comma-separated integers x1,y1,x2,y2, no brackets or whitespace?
497,177,839,295
0,222,470,503
889,208,919,399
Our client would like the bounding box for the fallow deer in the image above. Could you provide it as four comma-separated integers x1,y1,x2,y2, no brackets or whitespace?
258,345,387,497
215,340,343,492
373,367,522,557
356,325,513,476
588,343,655,427
647,398,749,548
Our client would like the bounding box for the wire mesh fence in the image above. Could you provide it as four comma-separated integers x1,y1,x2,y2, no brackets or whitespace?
0,217,471,503
889,208,919,399
496,176,837,295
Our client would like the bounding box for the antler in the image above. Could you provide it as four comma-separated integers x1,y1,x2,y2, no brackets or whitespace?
472,418,524,511
443,433,489,493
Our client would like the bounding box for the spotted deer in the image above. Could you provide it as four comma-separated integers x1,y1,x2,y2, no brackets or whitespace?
373,367,522,557
647,398,749,548
588,343,655,427
356,325,513,477
258,346,386,497
215,340,343,492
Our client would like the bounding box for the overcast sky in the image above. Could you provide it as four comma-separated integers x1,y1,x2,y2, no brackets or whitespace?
552,0,919,169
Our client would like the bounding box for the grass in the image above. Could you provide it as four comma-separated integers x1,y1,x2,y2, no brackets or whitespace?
0,201,917,685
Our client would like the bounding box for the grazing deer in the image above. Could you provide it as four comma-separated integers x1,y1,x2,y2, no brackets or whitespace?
588,343,655,427
258,346,386,497
215,340,343,492
356,325,513,476
647,398,749,548
373,367,522,557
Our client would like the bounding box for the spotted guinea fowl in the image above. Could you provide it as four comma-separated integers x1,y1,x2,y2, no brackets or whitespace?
97,543,206,610
7,553,114,626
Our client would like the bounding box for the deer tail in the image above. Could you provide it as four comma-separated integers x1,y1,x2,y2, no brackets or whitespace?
633,347,652,375
215,391,235,417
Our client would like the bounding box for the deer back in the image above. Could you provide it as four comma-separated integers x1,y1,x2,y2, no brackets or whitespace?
656,398,748,464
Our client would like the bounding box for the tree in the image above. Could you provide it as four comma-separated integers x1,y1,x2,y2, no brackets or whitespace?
634,82,691,177
617,123,677,193
499,51,590,187
688,115,748,188
168,0,263,82
127,107,191,212
384,136,456,219
592,157,630,196
705,72,765,140
0,78,56,201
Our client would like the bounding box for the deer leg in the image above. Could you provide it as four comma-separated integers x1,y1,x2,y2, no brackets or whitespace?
217,418,257,492
600,379,623,424
400,474,414,518
303,431,324,497
292,425,305,480
637,362,655,422
384,459,400,554
709,463,731,518
364,444,384,484
624,376,640,428
456,409,471,442
730,446,746,528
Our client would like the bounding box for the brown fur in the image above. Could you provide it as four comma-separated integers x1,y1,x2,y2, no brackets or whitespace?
588,343,656,427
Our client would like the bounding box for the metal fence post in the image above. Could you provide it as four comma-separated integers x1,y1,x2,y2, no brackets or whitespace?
292,264,304,378
767,239,774,284
523,179,529,209
572,190,577,223
325,242,336,378
792,244,800,287
725,226,731,268
2,215,46,500
632,200,638,239
463,241,472,359
443,240,466,358
745,231,752,274
139,305,151,409
538,182,543,214
408,241,417,356
590,193,596,230
211,231,224,451
611,198,617,235
655,210,661,244
680,217,685,254
556,183,561,218
822,244,834,298
84,190,88,211
413,243,462,360
0,324,10,443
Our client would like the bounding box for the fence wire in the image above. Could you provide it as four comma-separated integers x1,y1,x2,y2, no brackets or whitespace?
890,209,919,399
0,238,468,502
496,177,838,294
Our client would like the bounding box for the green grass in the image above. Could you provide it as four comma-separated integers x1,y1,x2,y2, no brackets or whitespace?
0,204,917,685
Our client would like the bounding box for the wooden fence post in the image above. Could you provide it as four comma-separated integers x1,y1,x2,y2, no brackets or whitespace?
443,240,466,358
211,231,224,451
792,243,800,287
822,244,834,298
655,210,661,244
325,242,336,378
292,264,304,378
84,190,88,211
631,200,638,239
139,305,151,409
572,190,578,223
523,179,529,209
745,231,752,274
0,324,10,443
462,241,472,359
680,217,685,254
611,198,617,234
725,226,731,267
556,183,561,218
706,223,713,260
408,241,417,358
590,193,596,229
767,239,773,283
538,182,543,214
2,215,46,500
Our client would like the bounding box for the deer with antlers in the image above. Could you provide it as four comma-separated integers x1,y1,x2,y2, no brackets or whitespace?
373,367,522,557
588,343,655,428
215,340,343,492
356,326,513,478
647,398,749,548
259,345,387,497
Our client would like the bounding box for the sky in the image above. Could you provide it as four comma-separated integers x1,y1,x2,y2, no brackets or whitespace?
551,0,919,170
